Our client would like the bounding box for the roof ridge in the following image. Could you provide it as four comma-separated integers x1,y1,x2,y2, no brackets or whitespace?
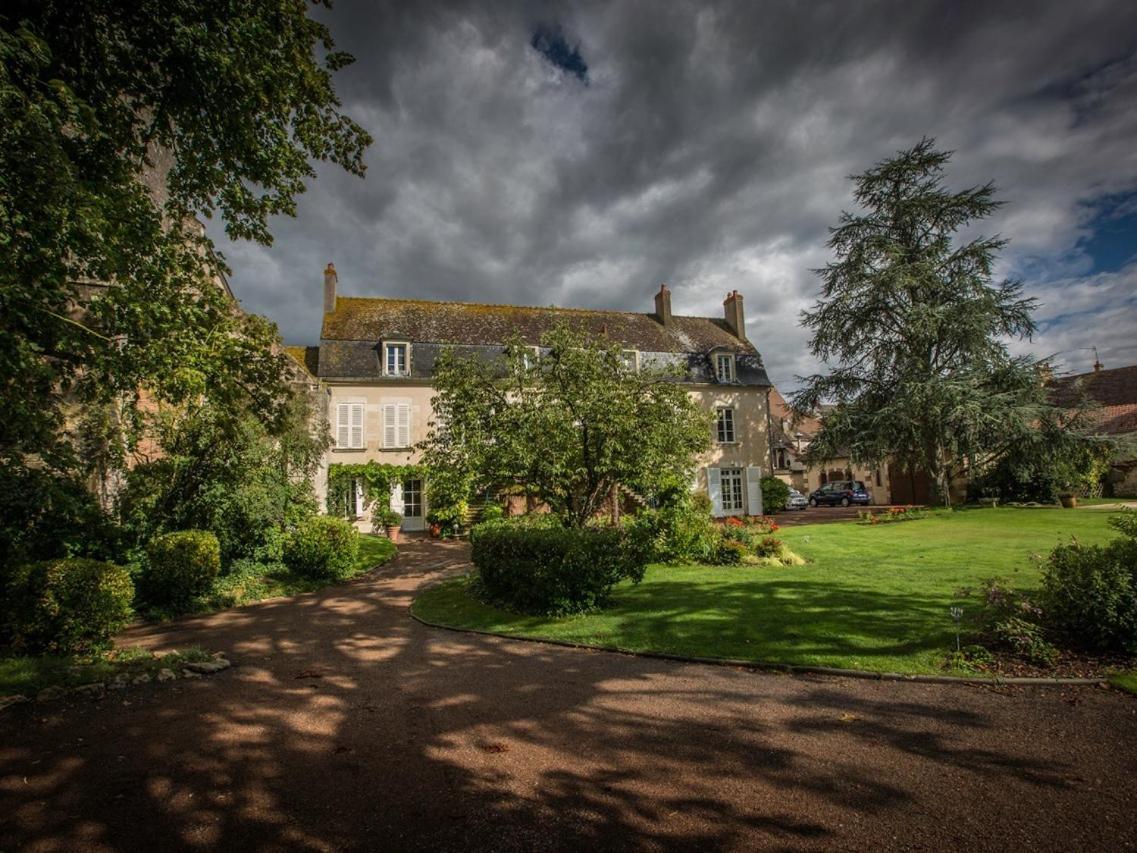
330,294,716,322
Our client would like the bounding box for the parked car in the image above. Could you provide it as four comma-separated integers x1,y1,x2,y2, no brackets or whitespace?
808,481,871,507
786,488,809,510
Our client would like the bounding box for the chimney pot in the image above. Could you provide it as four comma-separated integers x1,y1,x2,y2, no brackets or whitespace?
323,263,337,314
654,283,673,327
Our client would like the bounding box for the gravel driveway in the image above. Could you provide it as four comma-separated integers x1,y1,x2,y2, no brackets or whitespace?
2,539,1135,851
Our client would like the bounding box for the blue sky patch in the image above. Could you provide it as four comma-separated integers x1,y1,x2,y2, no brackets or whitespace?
1079,192,1137,273
531,24,589,83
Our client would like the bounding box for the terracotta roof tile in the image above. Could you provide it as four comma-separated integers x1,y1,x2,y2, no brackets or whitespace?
1050,365,1137,408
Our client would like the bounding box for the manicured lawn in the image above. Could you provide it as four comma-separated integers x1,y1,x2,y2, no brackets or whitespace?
1110,674,1137,696
413,507,1125,675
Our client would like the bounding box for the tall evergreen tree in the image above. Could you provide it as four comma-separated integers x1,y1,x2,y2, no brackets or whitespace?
793,139,1045,505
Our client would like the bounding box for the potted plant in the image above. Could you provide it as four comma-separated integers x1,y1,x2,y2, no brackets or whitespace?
374,507,403,542
1058,493,1077,509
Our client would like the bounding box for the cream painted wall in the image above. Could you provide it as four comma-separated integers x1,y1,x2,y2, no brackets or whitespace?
318,380,773,519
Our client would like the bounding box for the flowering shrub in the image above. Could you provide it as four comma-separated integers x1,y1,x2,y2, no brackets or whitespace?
754,536,783,558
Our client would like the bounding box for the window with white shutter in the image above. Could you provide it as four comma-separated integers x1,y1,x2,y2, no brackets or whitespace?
335,402,365,449
382,402,411,448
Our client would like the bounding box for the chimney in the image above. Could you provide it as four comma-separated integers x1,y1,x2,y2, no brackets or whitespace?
723,290,746,340
654,283,672,327
1093,347,1103,373
323,263,337,314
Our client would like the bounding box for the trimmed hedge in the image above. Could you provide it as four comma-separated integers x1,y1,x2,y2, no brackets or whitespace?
144,530,221,609
3,558,134,654
470,518,651,615
760,476,791,513
283,516,360,581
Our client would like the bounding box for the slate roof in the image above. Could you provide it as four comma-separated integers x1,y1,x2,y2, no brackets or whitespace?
283,345,319,378
317,296,770,386
1049,365,1137,438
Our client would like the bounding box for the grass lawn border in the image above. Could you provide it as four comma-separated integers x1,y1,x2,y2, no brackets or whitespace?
409,576,1112,688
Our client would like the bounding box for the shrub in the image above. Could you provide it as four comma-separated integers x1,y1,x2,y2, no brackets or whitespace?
992,616,1058,666
480,503,505,522
760,476,791,513
470,519,650,614
754,536,784,559
648,496,719,563
283,516,360,581
712,539,748,565
143,530,222,608
1041,536,1137,654
2,558,134,654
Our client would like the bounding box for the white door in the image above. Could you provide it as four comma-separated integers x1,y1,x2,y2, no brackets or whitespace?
401,478,425,531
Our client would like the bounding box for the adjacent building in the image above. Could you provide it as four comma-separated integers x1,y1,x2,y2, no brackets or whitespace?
296,266,774,532
1050,362,1137,497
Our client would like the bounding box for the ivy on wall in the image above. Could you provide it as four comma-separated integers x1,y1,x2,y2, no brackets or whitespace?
327,462,428,519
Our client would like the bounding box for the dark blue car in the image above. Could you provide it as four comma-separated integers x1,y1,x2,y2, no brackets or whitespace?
808,480,871,507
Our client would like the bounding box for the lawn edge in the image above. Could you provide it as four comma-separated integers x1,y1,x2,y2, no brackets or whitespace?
409,577,1108,688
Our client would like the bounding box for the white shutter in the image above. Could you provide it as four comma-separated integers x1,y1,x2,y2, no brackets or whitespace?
350,403,364,449
382,404,397,448
707,468,723,517
746,466,763,516
336,404,350,448
397,403,410,447
390,480,404,514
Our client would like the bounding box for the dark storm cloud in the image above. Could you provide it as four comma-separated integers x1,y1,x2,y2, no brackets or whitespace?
531,24,588,82
211,0,1137,390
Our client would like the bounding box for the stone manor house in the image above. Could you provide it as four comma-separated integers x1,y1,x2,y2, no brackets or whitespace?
290,265,785,533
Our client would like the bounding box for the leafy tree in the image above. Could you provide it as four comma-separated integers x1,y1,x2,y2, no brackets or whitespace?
794,139,1049,506
421,325,711,527
0,1,369,559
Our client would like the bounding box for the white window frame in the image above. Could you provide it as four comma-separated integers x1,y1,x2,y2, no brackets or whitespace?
381,401,412,449
383,341,410,377
620,349,640,372
715,353,736,383
715,406,736,444
522,345,540,370
334,400,365,449
720,467,745,514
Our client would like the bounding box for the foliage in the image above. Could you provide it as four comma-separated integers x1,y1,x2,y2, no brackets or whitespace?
421,325,711,527
793,139,1051,506
118,394,324,564
479,503,505,523
142,530,221,610
283,516,360,581
754,536,785,559
1041,512,1137,654
2,558,134,654
0,0,367,571
637,493,720,564
712,539,748,565
373,506,403,530
326,462,427,518
969,409,1114,503
469,517,652,615
760,476,791,513
991,616,1058,666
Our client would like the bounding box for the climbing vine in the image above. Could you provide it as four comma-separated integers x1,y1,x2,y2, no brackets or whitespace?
326,462,428,518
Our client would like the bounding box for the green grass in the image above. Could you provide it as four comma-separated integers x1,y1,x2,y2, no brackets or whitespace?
0,647,211,696
412,507,1123,676
1110,674,1137,695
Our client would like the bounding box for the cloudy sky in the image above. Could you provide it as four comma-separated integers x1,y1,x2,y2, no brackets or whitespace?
211,0,1137,392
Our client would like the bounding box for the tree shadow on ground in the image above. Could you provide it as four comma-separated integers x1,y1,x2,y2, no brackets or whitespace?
2,540,1135,851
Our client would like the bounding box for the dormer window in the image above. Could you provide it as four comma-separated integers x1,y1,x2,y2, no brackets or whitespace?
522,345,540,370
620,349,639,372
715,353,735,383
384,342,409,376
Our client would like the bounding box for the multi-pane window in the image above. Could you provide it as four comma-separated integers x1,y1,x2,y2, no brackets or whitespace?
620,349,639,372
381,402,411,448
716,407,735,443
522,346,540,370
715,353,735,383
721,468,744,513
335,402,364,449
384,342,408,376
403,478,423,519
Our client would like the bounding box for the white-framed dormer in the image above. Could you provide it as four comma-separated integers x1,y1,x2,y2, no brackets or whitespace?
714,352,736,383
620,349,640,372
333,398,366,450
522,345,541,370
382,340,410,377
